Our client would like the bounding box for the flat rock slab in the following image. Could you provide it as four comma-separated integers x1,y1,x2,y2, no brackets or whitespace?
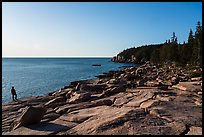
66,106,137,135
172,82,201,92
140,99,160,109
3,119,78,135
113,93,134,106
65,113,187,135
120,120,185,135
58,106,114,123
124,89,155,107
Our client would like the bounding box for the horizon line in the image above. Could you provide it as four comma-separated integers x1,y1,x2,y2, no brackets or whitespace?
2,56,113,58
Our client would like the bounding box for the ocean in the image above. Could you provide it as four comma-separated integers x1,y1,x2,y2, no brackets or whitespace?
2,58,137,104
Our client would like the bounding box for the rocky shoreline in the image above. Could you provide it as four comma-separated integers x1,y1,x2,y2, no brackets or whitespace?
2,62,202,135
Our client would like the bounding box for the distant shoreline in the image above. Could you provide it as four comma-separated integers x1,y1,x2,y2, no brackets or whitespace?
2,56,113,58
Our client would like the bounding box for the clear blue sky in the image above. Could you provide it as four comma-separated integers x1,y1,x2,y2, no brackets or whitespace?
2,2,202,57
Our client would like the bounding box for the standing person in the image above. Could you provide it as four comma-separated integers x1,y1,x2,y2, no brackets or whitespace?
11,86,17,101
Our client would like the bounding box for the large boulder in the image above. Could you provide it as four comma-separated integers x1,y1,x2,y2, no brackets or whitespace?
10,106,46,130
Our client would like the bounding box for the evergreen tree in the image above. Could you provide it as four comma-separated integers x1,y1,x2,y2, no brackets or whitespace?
186,29,194,64
194,21,202,65
171,32,177,44
188,29,194,46
190,21,202,65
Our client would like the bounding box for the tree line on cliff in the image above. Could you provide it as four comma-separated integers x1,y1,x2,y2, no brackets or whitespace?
112,21,202,66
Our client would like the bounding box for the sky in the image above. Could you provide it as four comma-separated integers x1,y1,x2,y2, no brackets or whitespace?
2,2,202,57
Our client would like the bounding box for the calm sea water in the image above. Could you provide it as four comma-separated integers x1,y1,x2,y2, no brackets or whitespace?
2,58,137,104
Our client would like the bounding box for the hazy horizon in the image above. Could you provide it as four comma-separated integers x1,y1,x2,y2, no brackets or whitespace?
2,2,202,57
2,56,112,58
